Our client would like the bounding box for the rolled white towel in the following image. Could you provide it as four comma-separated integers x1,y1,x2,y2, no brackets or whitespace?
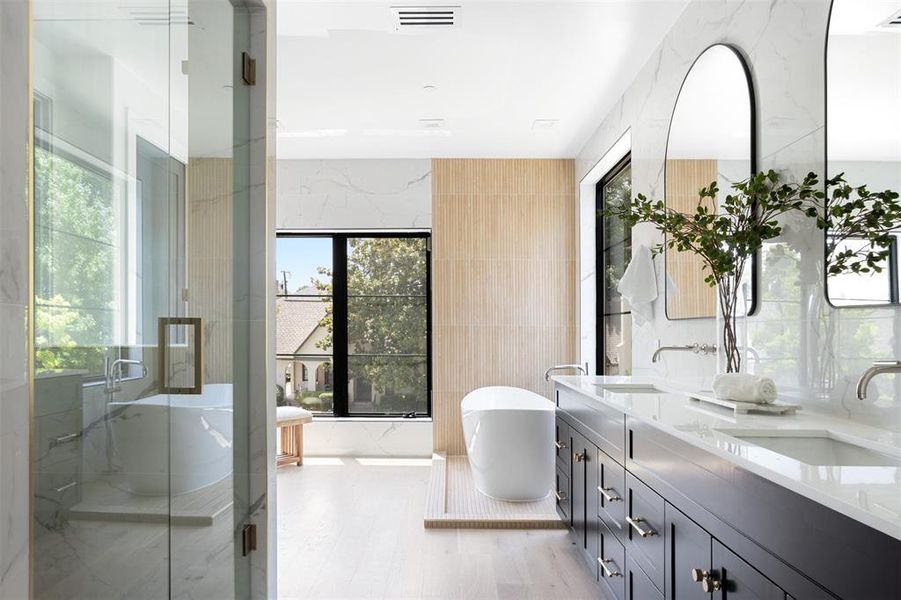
712,373,777,404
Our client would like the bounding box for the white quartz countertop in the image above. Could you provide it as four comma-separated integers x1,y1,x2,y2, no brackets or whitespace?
552,375,901,542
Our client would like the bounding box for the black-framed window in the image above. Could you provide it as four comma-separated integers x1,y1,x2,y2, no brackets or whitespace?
276,232,432,418
596,155,632,376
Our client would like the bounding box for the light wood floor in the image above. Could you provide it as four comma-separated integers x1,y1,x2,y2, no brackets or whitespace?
277,458,600,600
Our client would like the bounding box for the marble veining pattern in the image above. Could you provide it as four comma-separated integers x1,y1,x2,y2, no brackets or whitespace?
277,159,432,230
575,0,901,432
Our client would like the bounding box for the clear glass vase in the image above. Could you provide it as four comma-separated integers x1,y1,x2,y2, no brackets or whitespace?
716,279,750,374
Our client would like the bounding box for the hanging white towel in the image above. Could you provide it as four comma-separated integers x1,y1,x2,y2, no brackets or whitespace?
617,245,658,326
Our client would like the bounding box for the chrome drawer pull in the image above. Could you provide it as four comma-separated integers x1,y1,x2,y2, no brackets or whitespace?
553,489,567,502
598,486,621,502
554,440,567,450
627,516,657,538
598,557,622,578
55,481,78,494
50,432,81,448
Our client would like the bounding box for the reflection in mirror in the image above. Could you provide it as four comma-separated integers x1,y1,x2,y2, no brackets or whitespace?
665,44,755,319
827,0,901,306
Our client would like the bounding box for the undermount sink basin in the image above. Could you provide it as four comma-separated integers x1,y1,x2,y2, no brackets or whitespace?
717,429,901,467
595,383,665,394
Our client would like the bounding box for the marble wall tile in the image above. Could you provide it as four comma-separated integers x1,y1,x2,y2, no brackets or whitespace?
277,159,432,230
577,0,901,432
301,420,432,458
0,1,31,598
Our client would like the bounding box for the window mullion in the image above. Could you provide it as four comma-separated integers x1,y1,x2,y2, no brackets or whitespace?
333,235,350,417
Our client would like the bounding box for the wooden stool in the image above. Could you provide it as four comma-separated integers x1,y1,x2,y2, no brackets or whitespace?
277,406,313,467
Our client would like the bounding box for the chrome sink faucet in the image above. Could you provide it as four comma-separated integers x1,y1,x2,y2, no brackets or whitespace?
651,343,717,363
544,363,588,381
856,360,901,400
105,357,148,394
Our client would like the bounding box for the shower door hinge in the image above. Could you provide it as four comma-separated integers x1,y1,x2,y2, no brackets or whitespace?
242,52,257,86
242,523,258,556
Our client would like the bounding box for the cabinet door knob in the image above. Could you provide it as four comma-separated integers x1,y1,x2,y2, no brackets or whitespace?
702,576,722,593
553,489,567,502
598,557,622,578
572,451,586,462
598,486,621,502
691,569,722,592
627,516,657,538
554,440,567,450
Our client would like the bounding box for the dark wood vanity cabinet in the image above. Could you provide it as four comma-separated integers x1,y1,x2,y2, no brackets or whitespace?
555,386,901,600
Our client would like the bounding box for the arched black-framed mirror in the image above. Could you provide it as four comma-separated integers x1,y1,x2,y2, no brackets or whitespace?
664,43,757,320
825,0,901,308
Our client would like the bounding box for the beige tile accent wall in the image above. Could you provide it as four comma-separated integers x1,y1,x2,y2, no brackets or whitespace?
664,159,717,319
431,159,577,455
187,158,233,384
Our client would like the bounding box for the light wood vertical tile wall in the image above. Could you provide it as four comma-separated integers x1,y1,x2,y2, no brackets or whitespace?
664,159,717,319
431,159,577,455
187,158,233,384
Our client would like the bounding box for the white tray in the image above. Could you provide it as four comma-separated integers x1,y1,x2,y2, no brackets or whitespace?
689,393,801,415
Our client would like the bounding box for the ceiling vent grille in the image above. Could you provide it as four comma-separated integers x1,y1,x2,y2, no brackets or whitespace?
391,6,460,30
879,9,901,28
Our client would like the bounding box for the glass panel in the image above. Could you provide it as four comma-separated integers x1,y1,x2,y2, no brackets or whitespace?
348,296,428,355
601,163,633,376
347,237,428,295
348,356,428,415
32,0,173,597
347,237,429,416
278,356,335,414
603,313,632,376
277,236,333,295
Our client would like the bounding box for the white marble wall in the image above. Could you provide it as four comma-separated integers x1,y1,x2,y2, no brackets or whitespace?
577,0,901,432
0,2,31,598
276,159,432,230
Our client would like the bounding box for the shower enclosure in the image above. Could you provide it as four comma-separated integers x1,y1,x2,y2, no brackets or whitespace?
30,1,270,598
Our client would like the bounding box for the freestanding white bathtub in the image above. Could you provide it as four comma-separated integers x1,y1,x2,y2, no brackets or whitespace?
461,386,555,502
108,383,233,496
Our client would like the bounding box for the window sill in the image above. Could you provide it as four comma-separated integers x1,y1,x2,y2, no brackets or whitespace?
310,416,433,423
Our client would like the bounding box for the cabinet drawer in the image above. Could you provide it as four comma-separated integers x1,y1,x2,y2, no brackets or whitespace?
554,417,571,471
625,472,665,594
554,466,571,524
627,557,663,600
557,388,625,464
597,448,626,540
597,518,626,600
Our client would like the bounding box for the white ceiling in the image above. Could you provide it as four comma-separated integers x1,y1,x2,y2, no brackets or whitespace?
276,0,690,159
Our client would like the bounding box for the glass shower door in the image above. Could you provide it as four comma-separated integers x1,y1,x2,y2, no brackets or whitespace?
31,1,253,598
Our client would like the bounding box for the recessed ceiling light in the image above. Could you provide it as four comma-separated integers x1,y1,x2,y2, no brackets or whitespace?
419,118,445,129
423,85,437,92
532,119,560,131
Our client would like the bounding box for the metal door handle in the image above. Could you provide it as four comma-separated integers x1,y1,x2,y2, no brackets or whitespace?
573,451,586,462
158,317,203,395
554,440,567,450
691,568,722,592
627,516,657,538
55,481,78,494
598,558,622,578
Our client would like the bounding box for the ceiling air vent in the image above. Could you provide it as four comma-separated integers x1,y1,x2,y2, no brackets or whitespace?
391,6,461,31
879,9,901,28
